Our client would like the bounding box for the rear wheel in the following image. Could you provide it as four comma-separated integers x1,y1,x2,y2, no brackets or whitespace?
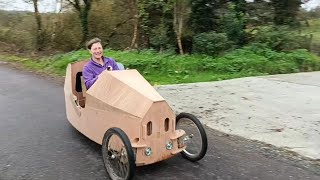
102,127,135,180
176,112,208,162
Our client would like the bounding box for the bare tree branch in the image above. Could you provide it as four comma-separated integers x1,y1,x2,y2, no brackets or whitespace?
65,0,75,7
83,0,91,6
65,0,81,11
105,17,135,48
59,1,73,12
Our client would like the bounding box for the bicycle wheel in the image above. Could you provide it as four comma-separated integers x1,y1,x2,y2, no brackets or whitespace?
102,127,135,180
176,112,208,162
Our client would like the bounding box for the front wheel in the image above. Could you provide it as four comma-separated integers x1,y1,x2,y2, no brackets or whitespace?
102,127,135,180
176,112,208,162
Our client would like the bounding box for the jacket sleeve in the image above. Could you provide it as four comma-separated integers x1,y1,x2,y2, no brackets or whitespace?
82,66,98,90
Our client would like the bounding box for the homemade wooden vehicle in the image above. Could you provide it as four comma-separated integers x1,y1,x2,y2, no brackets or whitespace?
64,60,208,180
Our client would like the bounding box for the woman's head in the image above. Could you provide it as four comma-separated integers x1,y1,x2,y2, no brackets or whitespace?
86,38,103,60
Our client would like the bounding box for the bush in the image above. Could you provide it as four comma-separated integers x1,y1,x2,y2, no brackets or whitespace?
220,2,247,46
200,46,320,74
243,45,320,71
288,49,320,71
192,31,234,56
2,46,320,85
252,26,311,51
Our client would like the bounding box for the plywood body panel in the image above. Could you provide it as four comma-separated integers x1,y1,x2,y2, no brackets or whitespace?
87,70,164,118
71,60,88,96
82,94,142,144
64,64,83,133
133,101,185,165
64,61,186,166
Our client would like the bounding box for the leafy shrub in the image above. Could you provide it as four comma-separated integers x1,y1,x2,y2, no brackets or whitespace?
2,46,320,84
2,29,35,51
288,49,320,71
252,26,311,51
46,47,319,77
243,45,320,71
220,2,247,46
200,47,319,74
192,31,234,56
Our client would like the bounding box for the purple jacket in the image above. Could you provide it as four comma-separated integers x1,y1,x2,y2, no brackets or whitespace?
83,57,119,89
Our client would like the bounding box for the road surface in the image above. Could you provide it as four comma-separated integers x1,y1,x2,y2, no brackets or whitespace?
0,64,319,180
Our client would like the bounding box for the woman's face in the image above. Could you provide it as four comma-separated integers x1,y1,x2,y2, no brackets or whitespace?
90,42,103,60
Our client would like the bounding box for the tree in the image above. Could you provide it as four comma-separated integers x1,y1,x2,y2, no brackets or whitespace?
134,0,173,50
270,0,302,26
173,0,189,54
24,0,45,51
246,0,274,26
229,0,247,45
127,0,139,49
189,0,223,34
148,0,174,52
231,0,246,19
136,0,159,49
65,0,92,47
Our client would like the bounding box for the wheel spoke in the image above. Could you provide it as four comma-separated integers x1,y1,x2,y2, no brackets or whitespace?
102,128,135,179
177,118,202,156
176,113,208,162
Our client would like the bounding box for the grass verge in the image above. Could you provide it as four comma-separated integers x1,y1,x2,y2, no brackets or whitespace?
1,46,319,85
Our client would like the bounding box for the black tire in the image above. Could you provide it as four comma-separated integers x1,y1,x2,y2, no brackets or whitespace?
102,127,135,180
176,112,208,162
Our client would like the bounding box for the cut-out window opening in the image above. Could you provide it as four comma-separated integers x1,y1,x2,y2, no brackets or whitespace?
133,138,139,143
165,118,169,132
147,121,152,136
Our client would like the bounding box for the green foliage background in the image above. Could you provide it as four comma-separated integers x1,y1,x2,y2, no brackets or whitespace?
1,46,319,85
0,0,320,85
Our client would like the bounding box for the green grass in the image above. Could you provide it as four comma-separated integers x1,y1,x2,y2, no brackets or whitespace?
1,46,320,85
145,71,267,85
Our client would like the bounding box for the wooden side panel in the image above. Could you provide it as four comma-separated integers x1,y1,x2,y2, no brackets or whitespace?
64,60,88,136
80,94,142,145
64,64,83,133
71,60,89,96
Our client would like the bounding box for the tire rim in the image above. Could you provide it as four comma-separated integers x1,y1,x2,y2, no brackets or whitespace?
176,117,203,157
103,134,130,179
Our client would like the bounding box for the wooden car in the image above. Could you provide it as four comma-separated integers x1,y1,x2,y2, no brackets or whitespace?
64,60,208,180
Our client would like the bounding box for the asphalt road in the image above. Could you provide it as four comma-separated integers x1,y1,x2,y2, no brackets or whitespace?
1,64,320,180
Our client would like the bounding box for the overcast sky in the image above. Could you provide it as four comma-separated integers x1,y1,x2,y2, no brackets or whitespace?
0,0,319,13
301,0,320,11
0,0,59,13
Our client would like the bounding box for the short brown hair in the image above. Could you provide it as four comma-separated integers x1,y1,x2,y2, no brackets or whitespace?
86,37,102,49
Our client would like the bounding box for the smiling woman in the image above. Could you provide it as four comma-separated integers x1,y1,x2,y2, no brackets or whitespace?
82,37,120,90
